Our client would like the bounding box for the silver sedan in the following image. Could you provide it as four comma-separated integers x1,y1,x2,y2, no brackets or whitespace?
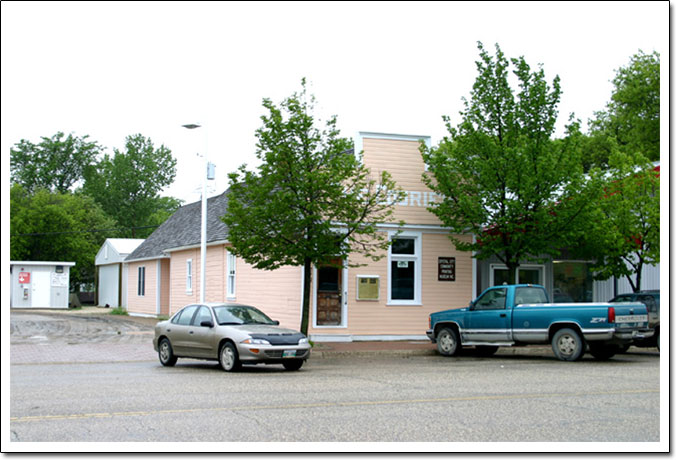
153,303,311,371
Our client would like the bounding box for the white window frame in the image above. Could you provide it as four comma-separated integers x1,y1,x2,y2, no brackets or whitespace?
186,259,193,295
137,266,145,297
226,251,236,300
490,264,545,287
387,231,422,306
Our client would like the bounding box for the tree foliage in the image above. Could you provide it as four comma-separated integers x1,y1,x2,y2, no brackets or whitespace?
10,132,102,193
587,50,660,169
223,79,404,334
83,134,179,238
585,154,660,292
422,42,599,284
10,184,116,290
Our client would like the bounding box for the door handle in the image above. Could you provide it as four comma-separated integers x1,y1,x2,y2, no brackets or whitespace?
500,313,507,318
189,331,194,334
167,329,171,332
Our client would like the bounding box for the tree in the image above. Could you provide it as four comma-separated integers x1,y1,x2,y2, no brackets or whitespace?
10,132,102,193
421,42,599,284
10,184,116,290
586,154,659,292
83,134,179,238
222,79,404,335
588,50,660,168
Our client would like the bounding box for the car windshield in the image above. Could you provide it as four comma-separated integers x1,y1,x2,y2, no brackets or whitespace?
213,305,276,325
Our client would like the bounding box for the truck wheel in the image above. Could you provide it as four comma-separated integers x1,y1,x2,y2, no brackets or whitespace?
437,328,461,356
551,328,584,361
588,344,618,360
475,346,499,356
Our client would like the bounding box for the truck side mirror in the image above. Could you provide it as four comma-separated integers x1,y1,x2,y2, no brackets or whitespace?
468,301,475,310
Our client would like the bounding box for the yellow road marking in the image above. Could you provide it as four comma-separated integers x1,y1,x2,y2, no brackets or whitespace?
10,388,659,423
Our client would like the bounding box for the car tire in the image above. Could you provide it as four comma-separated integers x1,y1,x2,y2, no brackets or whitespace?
158,338,178,367
551,328,584,361
475,345,499,356
219,342,241,372
588,344,618,360
282,359,304,371
436,328,461,357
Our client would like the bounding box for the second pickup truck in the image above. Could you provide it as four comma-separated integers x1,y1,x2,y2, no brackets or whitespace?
427,284,653,361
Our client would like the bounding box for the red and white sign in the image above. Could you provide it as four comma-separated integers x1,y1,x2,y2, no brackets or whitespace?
18,272,31,284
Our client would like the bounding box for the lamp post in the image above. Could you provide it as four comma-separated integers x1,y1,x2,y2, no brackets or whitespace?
182,123,207,304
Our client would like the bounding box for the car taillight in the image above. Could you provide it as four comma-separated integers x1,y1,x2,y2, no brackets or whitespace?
608,306,615,324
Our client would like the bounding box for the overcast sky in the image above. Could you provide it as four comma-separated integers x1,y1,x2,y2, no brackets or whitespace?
1,1,668,205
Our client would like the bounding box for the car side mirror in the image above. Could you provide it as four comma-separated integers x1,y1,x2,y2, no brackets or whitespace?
200,320,214,328
271,320,280,325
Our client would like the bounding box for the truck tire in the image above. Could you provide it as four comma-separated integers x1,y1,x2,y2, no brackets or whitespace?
437,328,461,356
588,344,618,360
551,328,584,361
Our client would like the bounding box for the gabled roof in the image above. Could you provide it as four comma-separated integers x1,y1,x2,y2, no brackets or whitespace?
125,190,229,262
107,238,145,255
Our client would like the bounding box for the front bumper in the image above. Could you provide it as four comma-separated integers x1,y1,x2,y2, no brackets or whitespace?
426,329,436,343
237,343,312,363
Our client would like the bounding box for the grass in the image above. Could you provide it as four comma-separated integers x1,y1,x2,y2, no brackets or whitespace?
109,307,129,316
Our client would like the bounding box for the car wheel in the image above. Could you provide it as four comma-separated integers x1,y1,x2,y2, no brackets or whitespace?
588,344,618,360
219,342,241,372
551,328,584,361
475,345,499,356
282,359,304,371
158,338,178,367
656,330,660,351
436,328,461,356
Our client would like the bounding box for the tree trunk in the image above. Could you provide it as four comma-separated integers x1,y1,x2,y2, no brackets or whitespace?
300,257,313,335
506,262,519,285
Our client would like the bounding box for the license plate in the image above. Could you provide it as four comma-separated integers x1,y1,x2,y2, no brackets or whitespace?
616,314,648,323
282,350,296,358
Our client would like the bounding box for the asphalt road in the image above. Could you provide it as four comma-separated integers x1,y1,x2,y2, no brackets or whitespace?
7,310,663,448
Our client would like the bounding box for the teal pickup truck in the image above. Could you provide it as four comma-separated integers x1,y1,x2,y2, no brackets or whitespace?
426,284,653,361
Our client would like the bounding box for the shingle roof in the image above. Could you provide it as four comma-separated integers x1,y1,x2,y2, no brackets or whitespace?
125,190,229,262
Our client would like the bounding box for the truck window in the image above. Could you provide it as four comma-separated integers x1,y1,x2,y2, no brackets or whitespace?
515,287,548,305
474,288,507,310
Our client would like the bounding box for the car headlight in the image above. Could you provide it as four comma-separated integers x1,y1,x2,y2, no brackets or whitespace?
298,338,309,345
241,338,270,345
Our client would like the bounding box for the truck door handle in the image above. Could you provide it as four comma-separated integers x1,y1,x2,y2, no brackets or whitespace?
500,313,507,318
189,331,194,334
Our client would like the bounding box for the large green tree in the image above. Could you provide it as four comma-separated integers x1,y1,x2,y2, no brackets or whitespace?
422,42,599,284
10,184,116,290
584,154,660,292
10,132,102,193
586,50,660,169
83,134,179,238
222,79,404,335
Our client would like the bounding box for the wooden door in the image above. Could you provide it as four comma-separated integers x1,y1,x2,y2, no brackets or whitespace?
316,260,342,326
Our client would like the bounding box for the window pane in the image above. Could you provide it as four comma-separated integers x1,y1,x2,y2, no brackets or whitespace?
391,238,415,255
553,262,593,302
193,306,212,326
177,306,198,325
391,261,415,300
518,269,541,285
493,268,510,286
515,287,548,305
475,288,507,310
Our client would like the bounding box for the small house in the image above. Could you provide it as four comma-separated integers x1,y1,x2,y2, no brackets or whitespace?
95,238,144,308
10,261,76,309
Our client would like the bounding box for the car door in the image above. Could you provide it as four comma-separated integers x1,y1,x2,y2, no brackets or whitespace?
187,306,218,358
167,305,199,356
465,287,511,343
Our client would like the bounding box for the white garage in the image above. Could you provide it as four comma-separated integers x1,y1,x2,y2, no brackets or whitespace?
95,239,144,308
10,261,76,309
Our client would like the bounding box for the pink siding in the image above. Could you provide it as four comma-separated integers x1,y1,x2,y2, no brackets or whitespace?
126,260,159,316
169,246,226,315
234,259,303,330
159,259,171,316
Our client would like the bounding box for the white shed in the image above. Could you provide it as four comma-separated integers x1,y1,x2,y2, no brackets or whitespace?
95,238,144,308
10,261,76,309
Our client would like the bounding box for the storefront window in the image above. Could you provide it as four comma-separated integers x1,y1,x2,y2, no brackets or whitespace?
388,233,421,305
553,261,593,302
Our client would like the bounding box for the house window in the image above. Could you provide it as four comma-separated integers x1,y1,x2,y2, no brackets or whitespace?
186,259,193,294
137,266,145,296
227,251,236,299
553,261,593,303
388,232,422,305
491,264,544,287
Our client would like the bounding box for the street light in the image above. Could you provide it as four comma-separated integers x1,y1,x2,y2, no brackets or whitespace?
182,123,208,304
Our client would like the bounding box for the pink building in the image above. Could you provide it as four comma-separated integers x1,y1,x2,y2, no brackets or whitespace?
125,132,474,341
